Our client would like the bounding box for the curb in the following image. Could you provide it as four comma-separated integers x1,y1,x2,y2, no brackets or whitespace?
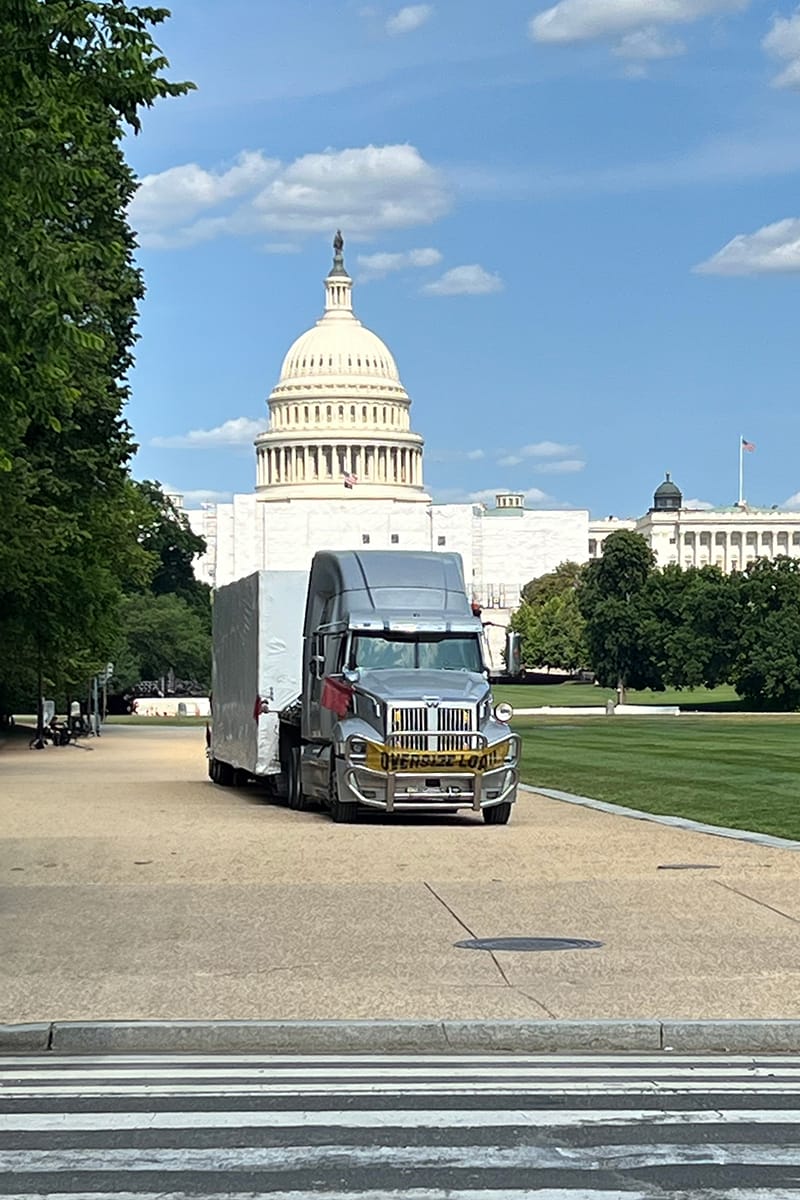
522,784,800,850
4,1019,800,1055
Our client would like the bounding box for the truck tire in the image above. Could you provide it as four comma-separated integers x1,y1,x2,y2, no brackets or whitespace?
211,758,235,787
483,801,512,825
329,765,358,824
286,744,310,811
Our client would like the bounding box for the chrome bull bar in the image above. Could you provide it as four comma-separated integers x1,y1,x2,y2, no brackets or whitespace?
342,732,520,814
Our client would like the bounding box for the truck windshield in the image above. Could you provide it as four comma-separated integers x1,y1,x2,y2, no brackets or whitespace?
350,633,482,672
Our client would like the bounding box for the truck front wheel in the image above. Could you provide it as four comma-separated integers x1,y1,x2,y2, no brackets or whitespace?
329,765,359,824
483,801,512,825
287,745,310,812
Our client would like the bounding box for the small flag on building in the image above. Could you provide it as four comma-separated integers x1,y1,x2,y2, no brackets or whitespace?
343,472,357,489
742,438,755,452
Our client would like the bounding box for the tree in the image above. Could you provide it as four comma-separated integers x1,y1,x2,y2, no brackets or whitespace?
652,565,739,691
0,3,192,713
133,481,209,608
509,592,587,671
578,531,661,700
731,557,800,711
520,561,583,607
113,593,211,692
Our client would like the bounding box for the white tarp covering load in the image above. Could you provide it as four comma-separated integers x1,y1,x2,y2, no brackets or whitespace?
211,570,308,776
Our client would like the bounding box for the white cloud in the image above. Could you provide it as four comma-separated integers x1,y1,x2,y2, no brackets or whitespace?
465,449,486,460
763,8,800,90
470,487,551,506
536,458,586,474
529,0,746,45
357,247,442,280
131,152,278,248
163,486,234,508
683,497,715,510
612,28,686,59
386,4,433,35
498,454,523,467
507,441,579,459
694,217,800,275
133,144,451,249
784,492,800,510
423,264,503,295
151,417,264,450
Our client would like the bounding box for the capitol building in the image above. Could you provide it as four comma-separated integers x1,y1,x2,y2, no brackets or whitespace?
183,235,800,664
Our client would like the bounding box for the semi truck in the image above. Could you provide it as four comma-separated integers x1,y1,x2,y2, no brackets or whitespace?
207,549,520,823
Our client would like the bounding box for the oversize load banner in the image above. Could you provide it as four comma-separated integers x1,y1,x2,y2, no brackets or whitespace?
365,740,511,774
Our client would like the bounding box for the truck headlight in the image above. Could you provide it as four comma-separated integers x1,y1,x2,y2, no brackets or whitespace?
349,737,368,757
494,702,513,723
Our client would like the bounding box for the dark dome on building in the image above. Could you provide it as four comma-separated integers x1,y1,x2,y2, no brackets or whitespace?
652,472,682,512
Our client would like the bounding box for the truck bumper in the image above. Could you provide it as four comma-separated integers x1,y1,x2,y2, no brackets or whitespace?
336,758,519,814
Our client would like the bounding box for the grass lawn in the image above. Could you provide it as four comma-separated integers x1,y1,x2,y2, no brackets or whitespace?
494,681,746,711
105,715,207,726
515,716,800,840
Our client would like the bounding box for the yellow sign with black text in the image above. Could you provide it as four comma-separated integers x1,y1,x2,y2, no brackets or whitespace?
365,740,511,774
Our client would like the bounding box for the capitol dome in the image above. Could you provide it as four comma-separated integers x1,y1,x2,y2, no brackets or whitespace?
255,233,428,503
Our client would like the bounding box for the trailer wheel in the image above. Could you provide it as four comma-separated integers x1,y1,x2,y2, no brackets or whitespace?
483,801,512,825
212,758,235,787
329,765,358,824
286,744,309,811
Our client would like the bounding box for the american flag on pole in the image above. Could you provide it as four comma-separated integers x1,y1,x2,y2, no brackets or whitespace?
742,438,755,452
343,472,357,489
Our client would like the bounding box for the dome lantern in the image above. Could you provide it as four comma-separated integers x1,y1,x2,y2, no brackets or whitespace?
651,471,683,512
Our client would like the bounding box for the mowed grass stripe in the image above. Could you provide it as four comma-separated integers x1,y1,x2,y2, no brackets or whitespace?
515,717,800,840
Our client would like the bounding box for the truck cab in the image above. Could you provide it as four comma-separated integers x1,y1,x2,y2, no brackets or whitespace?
296,550,519,823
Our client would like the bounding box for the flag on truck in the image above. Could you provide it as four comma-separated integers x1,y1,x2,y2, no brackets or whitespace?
321,676,353,717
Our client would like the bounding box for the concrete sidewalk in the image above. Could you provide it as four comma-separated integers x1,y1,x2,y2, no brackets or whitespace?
2,726,800,1023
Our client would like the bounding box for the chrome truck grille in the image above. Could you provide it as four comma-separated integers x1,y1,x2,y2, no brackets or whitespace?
389,703,480,751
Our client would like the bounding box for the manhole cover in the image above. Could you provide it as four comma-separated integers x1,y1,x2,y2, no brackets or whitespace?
455,936,604,953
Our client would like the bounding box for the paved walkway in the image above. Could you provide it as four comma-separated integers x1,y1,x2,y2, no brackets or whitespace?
2,726,800,1022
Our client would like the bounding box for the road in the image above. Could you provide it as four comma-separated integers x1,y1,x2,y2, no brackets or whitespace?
3,725,800,1022
2,1052,800,1196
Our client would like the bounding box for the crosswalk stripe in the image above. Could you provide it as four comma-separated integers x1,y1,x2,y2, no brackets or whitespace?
5,1064,800,1081
4,1142,800,1172
5,1080,800,1096
1,1107,798,1132
0,1191,659,1200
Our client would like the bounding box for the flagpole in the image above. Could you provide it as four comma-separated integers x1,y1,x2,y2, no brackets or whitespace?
738,434,743,507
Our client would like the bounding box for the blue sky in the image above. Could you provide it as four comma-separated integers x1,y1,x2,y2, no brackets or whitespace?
126,0,800,517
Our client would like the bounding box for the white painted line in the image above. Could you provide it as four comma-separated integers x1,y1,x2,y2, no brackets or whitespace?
4,1064,799,1081
4,1142,800,1173
522,784,800,850
0,1054,791,1067
5,1081,800,1096
2,1107,798,1132
0,1190,655,1200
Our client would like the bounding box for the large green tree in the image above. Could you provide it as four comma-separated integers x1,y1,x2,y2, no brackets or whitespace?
578,530,662,700
652,565,739,691
731,557,800,711
0,2,191,710
509,591,587,671
520,561,583,607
